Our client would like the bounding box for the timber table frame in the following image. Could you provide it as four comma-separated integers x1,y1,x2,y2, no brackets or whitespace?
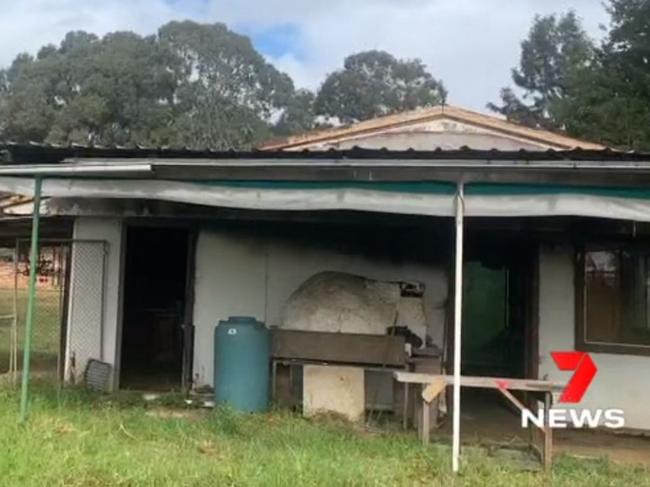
272,358,407,404
393,372,565,470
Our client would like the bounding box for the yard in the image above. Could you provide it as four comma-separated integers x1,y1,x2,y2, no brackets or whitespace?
0,288,63,375
1,386,649,487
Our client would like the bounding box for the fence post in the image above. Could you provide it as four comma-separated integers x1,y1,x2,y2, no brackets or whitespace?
19,176,43,423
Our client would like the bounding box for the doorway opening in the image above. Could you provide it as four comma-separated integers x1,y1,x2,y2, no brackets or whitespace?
120,226,190,391
462,261,524,378
461,244,532,379
453,236,537,448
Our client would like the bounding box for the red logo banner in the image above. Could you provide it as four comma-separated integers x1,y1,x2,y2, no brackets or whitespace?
551,351,598,403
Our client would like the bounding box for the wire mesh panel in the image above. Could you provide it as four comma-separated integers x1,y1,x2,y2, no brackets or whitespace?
0,247,17,380
64,241,107,384
3,239,107,386
15,240,70,383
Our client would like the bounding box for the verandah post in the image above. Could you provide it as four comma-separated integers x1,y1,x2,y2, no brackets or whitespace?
19,176,43,423
452,183,464,473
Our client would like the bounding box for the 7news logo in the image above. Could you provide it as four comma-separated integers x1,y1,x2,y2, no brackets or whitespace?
521,352,625,429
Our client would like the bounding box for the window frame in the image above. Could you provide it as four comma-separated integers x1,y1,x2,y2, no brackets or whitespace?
575,244,650,356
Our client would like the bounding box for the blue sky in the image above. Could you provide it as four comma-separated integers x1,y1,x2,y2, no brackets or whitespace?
240,23,305,61
0,0,610,111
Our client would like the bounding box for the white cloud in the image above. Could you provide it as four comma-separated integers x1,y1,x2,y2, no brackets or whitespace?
0,0,610,111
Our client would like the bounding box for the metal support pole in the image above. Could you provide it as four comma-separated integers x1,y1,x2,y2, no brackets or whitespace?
452,183,465,473
19,176,43,423
10,242,18,386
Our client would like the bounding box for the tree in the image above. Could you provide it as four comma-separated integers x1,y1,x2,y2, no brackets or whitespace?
1,30,180,146
488,11,593,130
273,89,315,136
557,0,650,150
314,50,447,124
0,53,55,141
0,21,307,148
157,21,309,148
172,83,272,149
159,21,294,119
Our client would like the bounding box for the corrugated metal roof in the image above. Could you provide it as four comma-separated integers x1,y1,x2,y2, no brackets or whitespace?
1,141,648,164
4,142,650,212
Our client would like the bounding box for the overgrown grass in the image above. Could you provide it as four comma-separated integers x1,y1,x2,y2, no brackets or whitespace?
1,385,649,486
0,288,62,374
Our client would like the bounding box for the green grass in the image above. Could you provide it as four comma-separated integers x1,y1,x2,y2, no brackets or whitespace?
1,385,649,487
0,288,62,374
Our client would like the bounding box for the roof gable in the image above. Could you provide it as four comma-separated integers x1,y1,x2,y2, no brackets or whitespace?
260,105,606,151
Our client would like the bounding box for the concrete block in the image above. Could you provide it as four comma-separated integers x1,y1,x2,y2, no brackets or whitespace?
303,365,365,422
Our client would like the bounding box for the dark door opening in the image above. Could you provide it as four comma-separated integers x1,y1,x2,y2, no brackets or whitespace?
462,261,512,376
441,229,540,446
120,226,190,391
455,244,536,444
460,248,532,379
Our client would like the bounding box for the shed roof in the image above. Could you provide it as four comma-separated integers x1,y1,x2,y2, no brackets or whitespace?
0,141,640,165
1,142,650,188
2,142,650,222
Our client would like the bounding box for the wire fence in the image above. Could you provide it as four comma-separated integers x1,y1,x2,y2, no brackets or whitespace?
0,239,107,387
0,246,17,380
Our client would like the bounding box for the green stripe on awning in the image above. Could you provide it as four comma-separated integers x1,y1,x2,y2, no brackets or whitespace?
40,177,650,200
465,183,650,199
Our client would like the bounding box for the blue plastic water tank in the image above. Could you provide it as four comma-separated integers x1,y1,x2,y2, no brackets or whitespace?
214,316,270,412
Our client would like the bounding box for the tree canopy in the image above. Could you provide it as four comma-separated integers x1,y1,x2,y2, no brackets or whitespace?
7,3,650,151
0,26,448,149
558,0,650,150
488,11,593,130
0,22,304,149
314,50,447,124
491,1,650,151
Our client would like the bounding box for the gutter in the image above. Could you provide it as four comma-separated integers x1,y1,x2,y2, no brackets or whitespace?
0,163,153,177
59,158,650,171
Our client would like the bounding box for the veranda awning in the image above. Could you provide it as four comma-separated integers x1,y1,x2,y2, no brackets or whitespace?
1,177,650,221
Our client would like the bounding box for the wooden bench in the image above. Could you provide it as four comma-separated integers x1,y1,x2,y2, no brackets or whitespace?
393,371,565,470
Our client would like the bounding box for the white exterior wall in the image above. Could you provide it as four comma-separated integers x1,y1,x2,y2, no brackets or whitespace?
192,230,267,386
192,226,447,388
538,245,650,430
65,217,122,387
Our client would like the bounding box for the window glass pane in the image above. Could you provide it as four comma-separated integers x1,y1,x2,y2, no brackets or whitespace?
585,250,621,343
621,250,646,331
584,248,650,347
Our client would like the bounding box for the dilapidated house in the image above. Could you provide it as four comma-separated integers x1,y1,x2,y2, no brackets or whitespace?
2,105,650,467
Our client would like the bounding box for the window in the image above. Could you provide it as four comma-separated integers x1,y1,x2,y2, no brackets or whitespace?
577,245,650,355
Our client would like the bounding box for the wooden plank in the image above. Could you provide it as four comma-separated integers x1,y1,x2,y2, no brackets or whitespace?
393,372,565,392
496,385,527,414
402,382,409,430
422,396,430,446
394,371,444,384
422,378,446,404
393,370,559,471
272,329,406,366
544,391,553,471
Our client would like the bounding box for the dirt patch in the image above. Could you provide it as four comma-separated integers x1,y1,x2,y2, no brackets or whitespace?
556,429,650,465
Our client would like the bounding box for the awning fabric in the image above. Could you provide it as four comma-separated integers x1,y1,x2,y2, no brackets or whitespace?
2,177,650,221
